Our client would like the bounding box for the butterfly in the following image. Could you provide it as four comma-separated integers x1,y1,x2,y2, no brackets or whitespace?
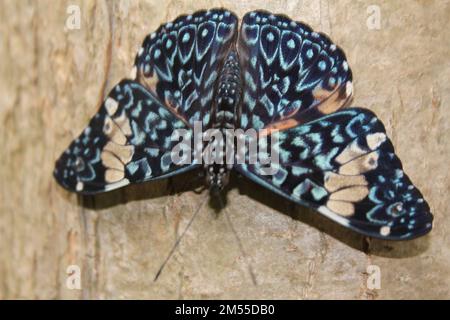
54,9,433,240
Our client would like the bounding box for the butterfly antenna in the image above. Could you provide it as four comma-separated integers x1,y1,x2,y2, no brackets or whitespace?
216,194,258,286
154,194,209,281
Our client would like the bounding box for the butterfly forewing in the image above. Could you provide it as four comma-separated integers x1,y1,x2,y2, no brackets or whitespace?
238,11,353,132
134,9,238,127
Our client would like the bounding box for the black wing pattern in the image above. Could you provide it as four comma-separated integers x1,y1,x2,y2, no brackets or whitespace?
235,108,432,239
238,10,353,132
134,9,238,127
54,80,197,194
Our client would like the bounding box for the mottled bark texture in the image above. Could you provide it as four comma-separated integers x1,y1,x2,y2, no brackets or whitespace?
0,0,449,299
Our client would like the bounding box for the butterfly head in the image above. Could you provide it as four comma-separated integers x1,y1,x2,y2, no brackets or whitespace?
206,165,230,193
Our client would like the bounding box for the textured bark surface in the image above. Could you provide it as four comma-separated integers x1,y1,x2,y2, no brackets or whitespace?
0,0,449,299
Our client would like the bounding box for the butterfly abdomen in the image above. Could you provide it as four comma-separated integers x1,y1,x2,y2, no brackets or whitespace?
214,50,242,129
205,50,242,191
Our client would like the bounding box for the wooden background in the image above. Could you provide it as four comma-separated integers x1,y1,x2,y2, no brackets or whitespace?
0,0,449,299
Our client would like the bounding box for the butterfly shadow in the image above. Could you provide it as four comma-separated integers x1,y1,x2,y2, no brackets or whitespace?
77,169,206,211
230,173,431,259
75,169,431,259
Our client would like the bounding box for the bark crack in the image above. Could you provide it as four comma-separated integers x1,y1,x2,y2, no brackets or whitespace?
301,232,328,299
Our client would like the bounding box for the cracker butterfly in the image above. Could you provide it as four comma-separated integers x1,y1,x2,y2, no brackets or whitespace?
54,9,433,240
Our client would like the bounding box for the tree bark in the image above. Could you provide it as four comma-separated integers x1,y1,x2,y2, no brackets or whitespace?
0,0,449,299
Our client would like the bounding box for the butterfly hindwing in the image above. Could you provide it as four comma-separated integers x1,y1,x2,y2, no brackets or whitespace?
235,108,433,239
238,10,353,132
54,80,198,194
134,9,238,127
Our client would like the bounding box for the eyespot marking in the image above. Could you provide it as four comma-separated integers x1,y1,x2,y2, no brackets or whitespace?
339,151,379,175
336,140,367,165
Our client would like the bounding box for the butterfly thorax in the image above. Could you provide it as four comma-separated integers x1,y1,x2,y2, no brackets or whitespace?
205,50,242,191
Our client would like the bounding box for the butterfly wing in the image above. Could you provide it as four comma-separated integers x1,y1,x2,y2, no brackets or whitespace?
236,11,432,239
134,9,238,127
54,80,198,194
238,10,353,132
235,108,433,239
55,9,239,194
